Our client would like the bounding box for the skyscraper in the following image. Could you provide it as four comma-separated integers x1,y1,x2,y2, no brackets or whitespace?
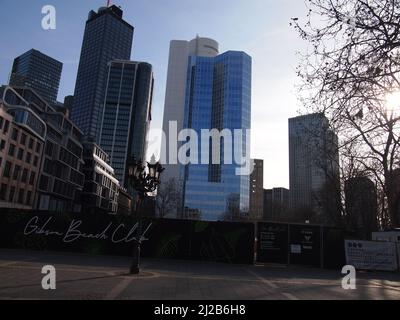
99,61,153,188
345,176,378,239
71,5,134,141
249,159,264,220
263,187,290,222
289,113,341,225
182,51,252,221
9,49,62,104
161,37,219,183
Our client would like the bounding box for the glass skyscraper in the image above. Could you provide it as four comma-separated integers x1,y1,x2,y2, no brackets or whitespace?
9,49,62,104
182,51,252,221
162,37,219,183
99,61,153,188
71,5,134,141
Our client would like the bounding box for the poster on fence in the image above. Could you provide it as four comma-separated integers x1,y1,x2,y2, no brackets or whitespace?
345,240,398,271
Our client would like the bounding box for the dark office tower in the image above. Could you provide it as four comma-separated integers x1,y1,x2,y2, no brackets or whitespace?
345,177,378,240
249,159,264,221
71,5,134,141
9,49,62,104
289,113,341,225
99,61,153,188
263,188,290,222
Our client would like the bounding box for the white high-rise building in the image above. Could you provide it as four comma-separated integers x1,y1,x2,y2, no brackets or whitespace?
289,113,340,225
161,37,219,184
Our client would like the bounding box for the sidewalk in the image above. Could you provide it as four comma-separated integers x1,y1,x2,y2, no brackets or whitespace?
0,249,399,300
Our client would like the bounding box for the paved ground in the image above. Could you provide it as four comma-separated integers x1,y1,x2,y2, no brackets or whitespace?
0,249,399,300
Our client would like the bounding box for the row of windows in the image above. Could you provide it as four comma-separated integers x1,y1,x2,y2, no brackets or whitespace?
67,139,83,158
59,147,79,169
70,169,85,186
6,143,40,167
2,161,36,185
0,183,33,206
52,179,75,199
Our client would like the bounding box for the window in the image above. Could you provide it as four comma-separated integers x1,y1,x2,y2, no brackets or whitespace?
21,168,28,183
3,120,9,133
39,175,49,191
36,143,41,154
0,116,3,130
33,156,39,167
8,144,15,157
0,183,7,200
28,138,34,149
20,133,27,145
9,186,15,202
13,165,21,180
18,189,24,204
17,148,24,160
26,191,32,205
26,152,32,164
3,161,11,178
11,128,18,141
45,141,54,157
0,139,5,151
29,172,36,185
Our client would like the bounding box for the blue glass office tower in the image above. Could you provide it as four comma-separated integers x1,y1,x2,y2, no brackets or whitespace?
71,5,134,141
182,51,252,221
99,61,153,188
9,49,62,103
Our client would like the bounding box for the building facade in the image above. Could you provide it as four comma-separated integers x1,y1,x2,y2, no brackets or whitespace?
0,98,45,210
2,86,85,213
99,60,153,188
117,187,132,215
289,113,341,225
263,187,290,222
161,37,219,184
9,49,62,104
345,176,378,239
181,51,252,221
71,5,134,141
81,140,119,214
249,159,264,220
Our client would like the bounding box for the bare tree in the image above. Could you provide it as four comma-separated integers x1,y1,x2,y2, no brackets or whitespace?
293,0,400,228
222,193,249,222
156,178,180,218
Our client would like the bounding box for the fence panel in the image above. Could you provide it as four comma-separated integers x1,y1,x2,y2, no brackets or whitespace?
256,222,288,264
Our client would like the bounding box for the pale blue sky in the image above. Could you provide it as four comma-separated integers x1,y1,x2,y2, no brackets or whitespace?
0,0,308,189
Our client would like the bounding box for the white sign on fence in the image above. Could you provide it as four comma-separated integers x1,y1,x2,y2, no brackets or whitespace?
345,240,398,271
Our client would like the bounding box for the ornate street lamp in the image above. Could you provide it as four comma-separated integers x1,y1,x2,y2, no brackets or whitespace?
127,158,164,274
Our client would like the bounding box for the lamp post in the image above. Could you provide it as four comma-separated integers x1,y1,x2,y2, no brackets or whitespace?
127,158,164,274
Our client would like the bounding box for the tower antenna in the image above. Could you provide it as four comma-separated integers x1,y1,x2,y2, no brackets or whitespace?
107,0,111,7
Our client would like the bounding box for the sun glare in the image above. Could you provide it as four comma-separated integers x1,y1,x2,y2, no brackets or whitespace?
385,91,400,115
